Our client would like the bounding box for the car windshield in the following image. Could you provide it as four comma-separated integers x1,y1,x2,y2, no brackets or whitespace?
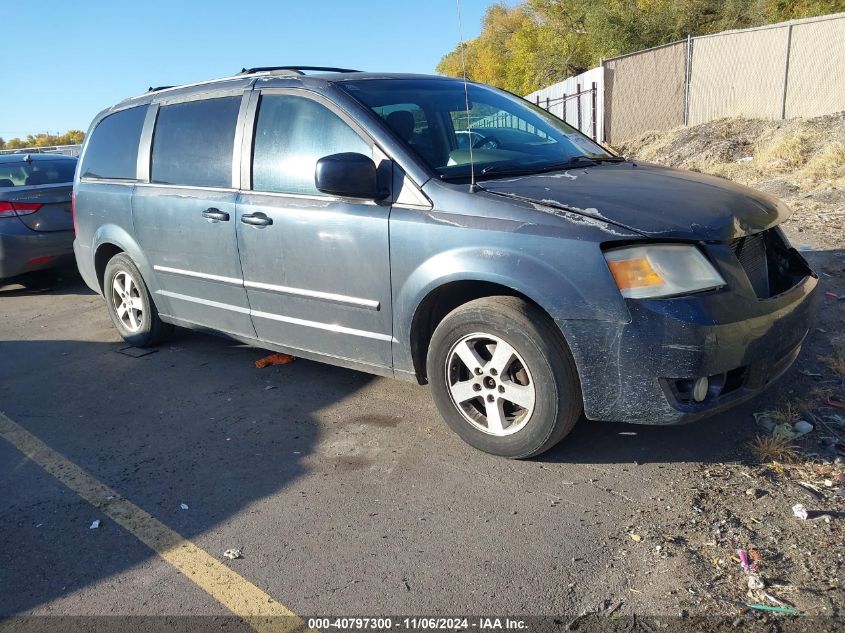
0,158,77,188
341,78,616,181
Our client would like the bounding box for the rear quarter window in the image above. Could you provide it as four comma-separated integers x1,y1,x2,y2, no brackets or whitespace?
0,159,77,187
151,97,241,188
80,106,147,180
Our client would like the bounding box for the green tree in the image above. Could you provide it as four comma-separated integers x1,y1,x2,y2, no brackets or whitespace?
437,0,845,93
0,130,85,150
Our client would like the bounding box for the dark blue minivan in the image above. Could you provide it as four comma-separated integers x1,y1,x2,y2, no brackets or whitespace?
73,67,819,457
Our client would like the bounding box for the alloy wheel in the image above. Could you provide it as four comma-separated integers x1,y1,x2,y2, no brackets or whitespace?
111,271,144,333
445,332,536,436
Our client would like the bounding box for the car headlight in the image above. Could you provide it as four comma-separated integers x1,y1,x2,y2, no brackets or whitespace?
604,244,726,299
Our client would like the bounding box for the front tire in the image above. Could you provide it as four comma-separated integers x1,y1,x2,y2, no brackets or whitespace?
103,253,172,347
427,296,582,458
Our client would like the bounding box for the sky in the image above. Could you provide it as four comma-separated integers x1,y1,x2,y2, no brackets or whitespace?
0,0,493,140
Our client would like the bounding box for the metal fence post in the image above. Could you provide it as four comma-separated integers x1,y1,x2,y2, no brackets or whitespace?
683,34,692,125
576,83,582,132
591,82,597,140
781,23,794,119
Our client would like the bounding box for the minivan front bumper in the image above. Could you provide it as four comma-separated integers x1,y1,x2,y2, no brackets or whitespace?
559,267,820,425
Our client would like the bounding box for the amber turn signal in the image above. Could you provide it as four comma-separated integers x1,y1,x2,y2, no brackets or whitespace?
607,257,664,290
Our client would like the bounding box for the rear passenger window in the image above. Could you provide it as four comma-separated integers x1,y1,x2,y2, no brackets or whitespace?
81,106,146,180
252,95,370,195
151,97,241,188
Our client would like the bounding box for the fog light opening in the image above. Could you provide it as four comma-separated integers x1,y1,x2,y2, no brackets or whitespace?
692,377,709,403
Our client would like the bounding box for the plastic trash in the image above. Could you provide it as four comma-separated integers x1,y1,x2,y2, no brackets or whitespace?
793,420,813,436
792,503,809,520
746,603,802,615
223,548,242,560
255,353,296,368
753,412,777,433
747,574,766,590
90,520,101,529
773,423,797,439
737,549,757,572
180,503,189,510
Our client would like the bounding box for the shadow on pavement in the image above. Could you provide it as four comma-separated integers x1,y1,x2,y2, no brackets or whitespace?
0,320,374,615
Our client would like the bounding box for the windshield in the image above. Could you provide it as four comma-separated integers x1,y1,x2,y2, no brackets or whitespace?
0,158,77,188
342,78,616,180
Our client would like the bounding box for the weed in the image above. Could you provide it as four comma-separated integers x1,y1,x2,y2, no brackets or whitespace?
750,435,801,464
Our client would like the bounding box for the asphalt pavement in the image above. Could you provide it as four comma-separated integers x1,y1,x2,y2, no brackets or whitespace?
0,269,781,623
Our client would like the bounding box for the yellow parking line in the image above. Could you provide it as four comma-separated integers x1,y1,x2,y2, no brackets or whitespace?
0,411,306,633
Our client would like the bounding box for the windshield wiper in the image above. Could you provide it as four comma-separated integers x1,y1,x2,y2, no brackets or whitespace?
479,156,596,178
440,154,625,182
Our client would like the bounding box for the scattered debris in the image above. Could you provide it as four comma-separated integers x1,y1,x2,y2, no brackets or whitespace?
793,420,814,436
180,503,189,510
746,574,766,591
746,602,802,615
795,481,823,499
792,503,809,520
255,353,296,368
223,548,242,560
825,398,845,411
737,549,757,572
89,520,101,529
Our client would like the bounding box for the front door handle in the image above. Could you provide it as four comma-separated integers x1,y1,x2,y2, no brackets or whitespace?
202,208,230,221
241,212,273,227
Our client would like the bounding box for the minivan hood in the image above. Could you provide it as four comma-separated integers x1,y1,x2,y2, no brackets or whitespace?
479,162,790,241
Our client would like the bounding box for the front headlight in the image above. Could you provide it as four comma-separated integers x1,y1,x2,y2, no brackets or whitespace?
604,244,726,299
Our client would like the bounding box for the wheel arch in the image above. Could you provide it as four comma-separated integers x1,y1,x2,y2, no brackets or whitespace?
395,244,630,383
90,224,159,297
409,279,549,383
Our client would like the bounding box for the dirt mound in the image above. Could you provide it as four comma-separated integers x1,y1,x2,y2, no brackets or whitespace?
614,113,845,250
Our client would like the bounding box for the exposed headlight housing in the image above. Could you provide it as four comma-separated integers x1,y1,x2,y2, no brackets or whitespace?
604,244,726,299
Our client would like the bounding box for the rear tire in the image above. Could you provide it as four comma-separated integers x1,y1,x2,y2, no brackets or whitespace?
103,253,172,347
427,296,582,459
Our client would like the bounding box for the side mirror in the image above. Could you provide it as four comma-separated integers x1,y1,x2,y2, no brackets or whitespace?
315,152,388,201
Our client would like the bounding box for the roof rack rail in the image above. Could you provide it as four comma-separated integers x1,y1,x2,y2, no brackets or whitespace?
147,85,175,93
237,66,362,76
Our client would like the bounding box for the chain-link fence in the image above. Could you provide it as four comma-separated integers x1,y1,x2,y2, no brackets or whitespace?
603,41,687,144
528,12,845,144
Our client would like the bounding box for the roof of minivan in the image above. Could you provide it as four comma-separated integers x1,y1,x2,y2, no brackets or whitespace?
114,72,461,109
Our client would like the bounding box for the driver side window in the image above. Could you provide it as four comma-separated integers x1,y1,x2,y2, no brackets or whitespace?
374,103,442,167
252,94,370,196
